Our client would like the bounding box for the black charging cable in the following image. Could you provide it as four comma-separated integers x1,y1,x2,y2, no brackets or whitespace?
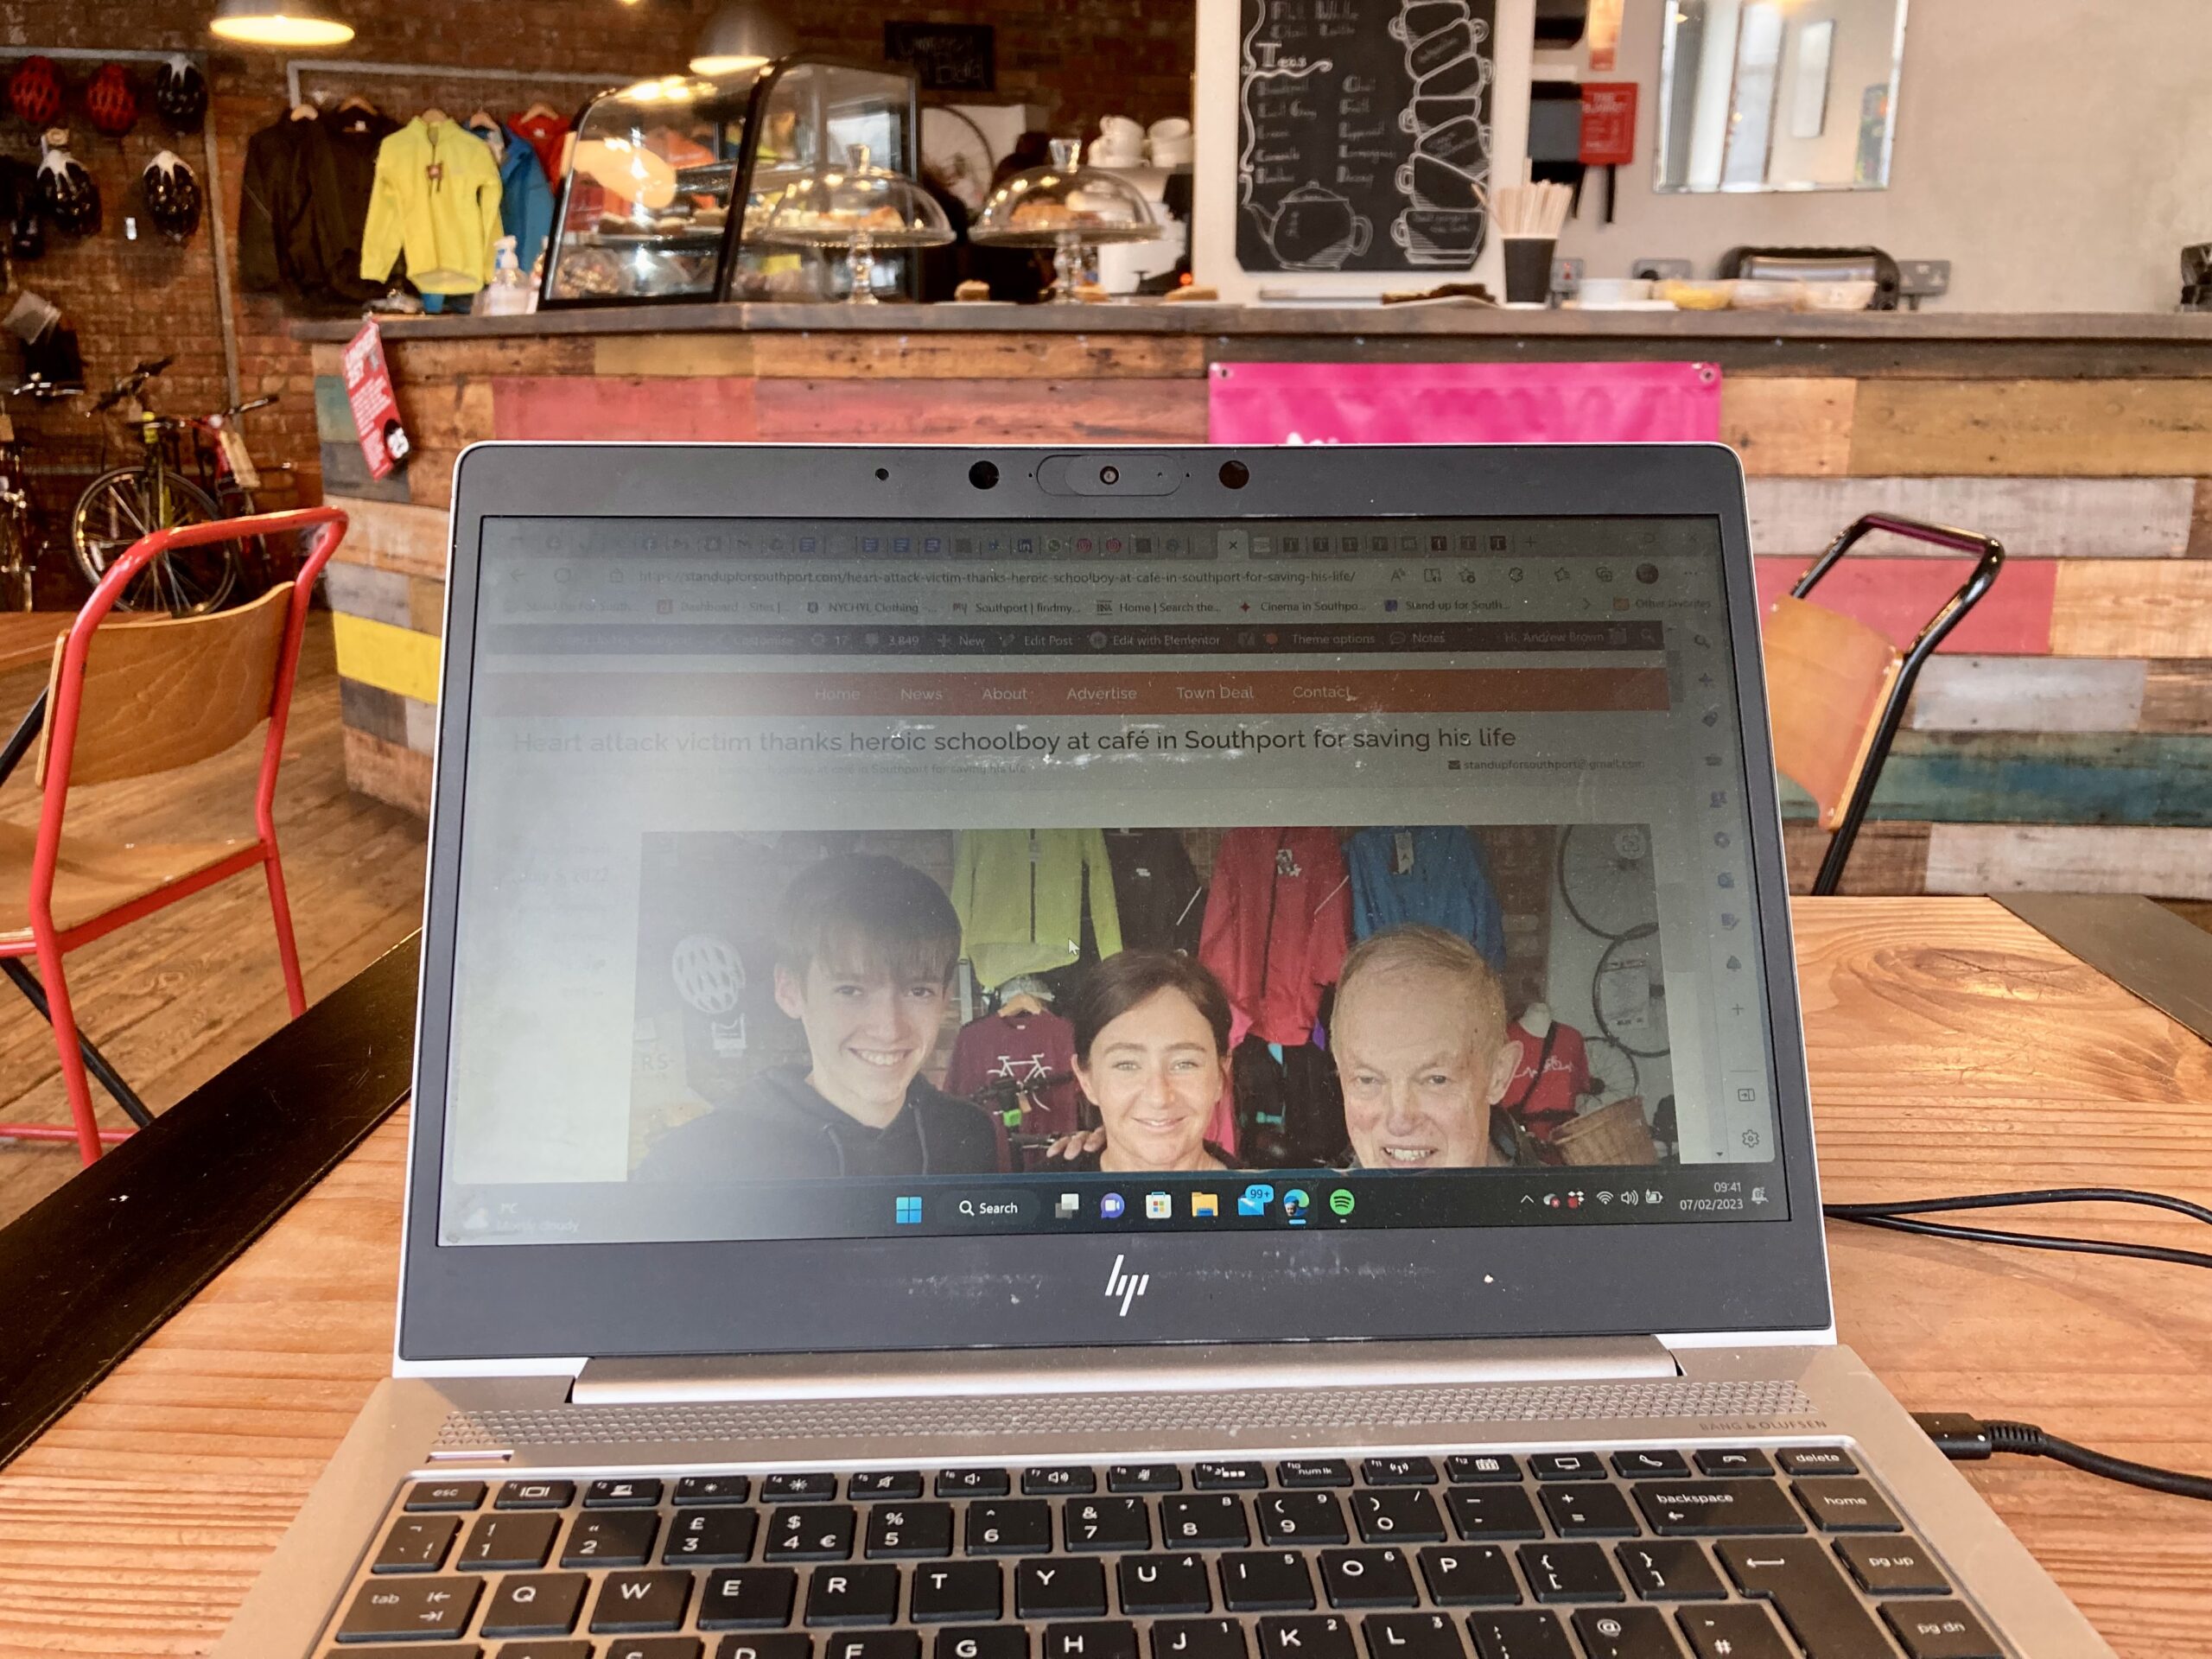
1822,1185,2212,1272
1913,1412,2212,1503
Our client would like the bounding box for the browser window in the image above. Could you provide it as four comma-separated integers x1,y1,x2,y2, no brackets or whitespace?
439,516,1784,1245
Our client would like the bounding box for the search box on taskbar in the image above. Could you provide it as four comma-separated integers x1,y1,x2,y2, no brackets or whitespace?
944,1192,1040,1227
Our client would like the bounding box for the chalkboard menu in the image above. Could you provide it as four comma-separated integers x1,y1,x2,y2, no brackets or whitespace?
884,22,995,92
1236,0,1495,273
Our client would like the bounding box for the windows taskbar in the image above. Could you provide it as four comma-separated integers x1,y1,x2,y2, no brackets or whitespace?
440,1165,1792,1247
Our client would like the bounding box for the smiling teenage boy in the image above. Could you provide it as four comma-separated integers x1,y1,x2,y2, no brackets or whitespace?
636,854,998,1180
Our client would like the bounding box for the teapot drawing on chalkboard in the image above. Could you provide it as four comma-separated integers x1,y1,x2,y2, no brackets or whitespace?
1248,182,1372,270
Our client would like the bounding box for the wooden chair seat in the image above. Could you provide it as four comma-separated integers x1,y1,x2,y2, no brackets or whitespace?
0,823,248,942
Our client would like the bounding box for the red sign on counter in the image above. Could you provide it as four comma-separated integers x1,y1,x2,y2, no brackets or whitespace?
342,319,410,480
1580,82,1638,167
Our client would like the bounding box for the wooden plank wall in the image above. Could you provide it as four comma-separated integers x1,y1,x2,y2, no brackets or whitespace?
309,334,2212,899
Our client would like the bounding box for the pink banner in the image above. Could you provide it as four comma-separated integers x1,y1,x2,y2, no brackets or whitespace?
1207,361,1724,446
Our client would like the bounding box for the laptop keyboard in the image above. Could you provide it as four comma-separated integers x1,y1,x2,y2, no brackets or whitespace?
319,1448,2005,1659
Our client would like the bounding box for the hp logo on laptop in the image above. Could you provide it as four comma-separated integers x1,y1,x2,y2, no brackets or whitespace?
1104,1253,1149,1317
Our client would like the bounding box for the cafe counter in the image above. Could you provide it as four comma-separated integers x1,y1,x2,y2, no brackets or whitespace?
296,305,2212,899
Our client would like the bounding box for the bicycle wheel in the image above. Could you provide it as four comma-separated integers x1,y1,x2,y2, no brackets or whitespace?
70,467,239,614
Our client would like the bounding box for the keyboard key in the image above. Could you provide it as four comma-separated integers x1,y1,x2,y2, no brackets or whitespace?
586,1478,665,1509
766,1506,857,1561
1717,1537,1896,1659
334,1575,482,1643
1042,1622,1137,1659
1571,1608,1683,1659
1257,1492,1349,1545
1223,1549,1317,1611
1445,1489,1542,1541
868,1503,954,1559
604,1641,702,1659
1121,1552,1213,1615
1360,1458,1438,1487
1164,1495,1251,1548
1066,1497,1151,1553
374,1515,459,1574
460,1512,559,1571
1539,1485,1637,1538
698,1567,799,1629
1881,1600,2002,1659
1197,1463,1270,1491
1692,1450,1771,1479
849,1473,924,1501
1361,1611,1465,1659
1414,1547,1518,1607
1609,1452,1688,1482
1834,1536,1948,1597
1320,1548,1418,1608
1259,1616,1357,1659
1631,1482,1804,1537
938,1469,1013,1499
1775,1447,1857,1478
912,1563,1004,1623
823,1636,919,1659
405,1480,486,1513
1792,1479,1901,1534
481,1572,588,1637
766,1474,841,1503
1615,1542,1724,1602
1278,1461,1353,1490
1018,1559,1110,1619
805,1565,900,1627
667,1509,761,1564
592,1570,695,1634
498,1479,576,1510
1351,1491,1444,1543
1110,1465,1184,1493
720,1638,812,1659
317,1647,485,1659
1675,1605,1792,1659
1444,1456,1521,1486
679,1475,755,1506
938,1627,1025,1659
1153,1618,1248,1659
1527,1454,1604,1484
1026,1468,1096,1497
1464,1611,1572,1659
563,1511,662,1567
969,1501,1055,1555
1516,1543,1624,1605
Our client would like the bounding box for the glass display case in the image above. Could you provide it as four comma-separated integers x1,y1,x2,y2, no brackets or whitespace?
541,59,920,308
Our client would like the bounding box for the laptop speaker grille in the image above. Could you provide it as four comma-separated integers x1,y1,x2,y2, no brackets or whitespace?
434,1378,1818,1451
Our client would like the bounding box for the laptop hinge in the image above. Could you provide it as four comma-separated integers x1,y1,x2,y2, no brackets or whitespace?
571,1337,1679,1406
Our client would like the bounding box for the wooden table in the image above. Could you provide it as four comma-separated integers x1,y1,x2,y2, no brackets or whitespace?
0,897,2207,1659
0,615,64,680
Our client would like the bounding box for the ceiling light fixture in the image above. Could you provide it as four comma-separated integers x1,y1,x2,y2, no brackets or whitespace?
210,0,357,47
689,0,796,76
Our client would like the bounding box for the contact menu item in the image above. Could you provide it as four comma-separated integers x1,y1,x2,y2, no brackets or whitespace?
1236,0,1497,272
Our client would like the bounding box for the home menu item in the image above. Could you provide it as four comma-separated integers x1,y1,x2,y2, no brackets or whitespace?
1236,0,1495,271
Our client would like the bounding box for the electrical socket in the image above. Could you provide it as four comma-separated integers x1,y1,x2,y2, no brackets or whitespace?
1897,259,1950,297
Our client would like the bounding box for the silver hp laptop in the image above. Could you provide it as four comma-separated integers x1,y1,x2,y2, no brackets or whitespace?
220,443,2107,1659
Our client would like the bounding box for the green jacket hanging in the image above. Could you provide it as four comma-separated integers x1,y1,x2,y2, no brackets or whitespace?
950,829,1125,989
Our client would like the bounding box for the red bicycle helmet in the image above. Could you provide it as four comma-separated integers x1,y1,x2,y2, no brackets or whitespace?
85,63,137,138
9,58,61,130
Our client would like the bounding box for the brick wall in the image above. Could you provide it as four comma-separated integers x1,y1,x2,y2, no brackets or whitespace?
0,0,1195,599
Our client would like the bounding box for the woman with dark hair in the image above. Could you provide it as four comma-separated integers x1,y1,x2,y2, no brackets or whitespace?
1056,950,1236,1173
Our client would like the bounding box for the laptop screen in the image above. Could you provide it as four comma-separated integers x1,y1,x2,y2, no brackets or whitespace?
439,513,1786,1248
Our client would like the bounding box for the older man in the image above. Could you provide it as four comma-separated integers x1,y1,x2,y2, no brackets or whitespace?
1331,924,1522,1170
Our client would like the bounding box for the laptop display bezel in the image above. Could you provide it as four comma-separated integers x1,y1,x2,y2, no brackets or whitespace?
397,441,1830,1362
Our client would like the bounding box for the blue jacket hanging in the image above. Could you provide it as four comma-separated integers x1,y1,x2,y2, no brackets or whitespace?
1345,825,1506,972
497,124,555,274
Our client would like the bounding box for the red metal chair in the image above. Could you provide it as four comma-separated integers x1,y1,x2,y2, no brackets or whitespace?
0,506,347,1164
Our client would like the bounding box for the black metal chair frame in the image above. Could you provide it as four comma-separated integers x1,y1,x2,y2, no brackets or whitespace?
1792,512,2005,896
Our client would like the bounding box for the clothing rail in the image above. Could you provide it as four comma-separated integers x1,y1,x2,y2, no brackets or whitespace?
283,58,632,111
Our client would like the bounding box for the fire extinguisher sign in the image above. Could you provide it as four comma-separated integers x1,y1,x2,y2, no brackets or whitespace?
342,318,412,480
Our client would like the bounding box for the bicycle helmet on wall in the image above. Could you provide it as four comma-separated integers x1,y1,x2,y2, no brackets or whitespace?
141,151,201,243
9,58,61,131
37,138,100,237
154,56,207,132
85,63,137,138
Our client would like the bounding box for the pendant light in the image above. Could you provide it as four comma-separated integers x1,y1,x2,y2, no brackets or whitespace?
210,0,356,48
690,0,796,76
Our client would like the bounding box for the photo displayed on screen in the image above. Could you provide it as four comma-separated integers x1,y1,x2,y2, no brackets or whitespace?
626,823,1674,1184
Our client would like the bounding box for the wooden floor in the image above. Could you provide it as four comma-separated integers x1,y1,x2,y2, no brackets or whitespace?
0,616,426,1229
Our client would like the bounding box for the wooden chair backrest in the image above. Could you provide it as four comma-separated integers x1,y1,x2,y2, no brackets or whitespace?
1763,593,1901,831
36,584,293,788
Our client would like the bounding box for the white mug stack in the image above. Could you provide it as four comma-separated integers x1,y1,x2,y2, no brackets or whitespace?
1148,117,1192,167
1093,116,1145,168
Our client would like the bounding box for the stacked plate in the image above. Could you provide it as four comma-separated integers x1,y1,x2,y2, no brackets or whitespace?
1388,0,1493,267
